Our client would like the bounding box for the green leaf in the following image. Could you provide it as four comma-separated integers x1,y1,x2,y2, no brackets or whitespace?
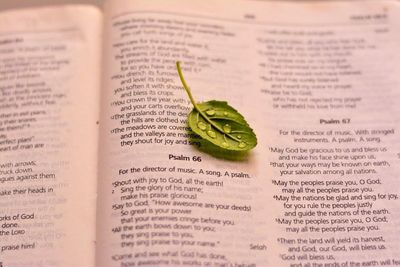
176,61,257,151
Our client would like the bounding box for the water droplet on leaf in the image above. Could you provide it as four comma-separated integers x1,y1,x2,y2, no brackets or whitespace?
206,109,215,116
238,142,247,148
222,142,229,147
223,124,231,133
197,122,207,130
207,130,216,138
223,111,228,116
237,135,242,139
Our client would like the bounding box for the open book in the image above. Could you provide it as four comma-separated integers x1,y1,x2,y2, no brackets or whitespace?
1,0,400,266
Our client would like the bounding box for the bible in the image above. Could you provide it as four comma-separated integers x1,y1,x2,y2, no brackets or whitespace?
1,0,400,266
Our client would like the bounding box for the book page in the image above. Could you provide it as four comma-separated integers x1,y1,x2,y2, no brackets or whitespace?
0,6,102,267
97,0,400,266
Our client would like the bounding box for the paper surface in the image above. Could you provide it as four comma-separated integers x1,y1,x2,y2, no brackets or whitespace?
0,5,102,267
1,1,400,266
96,0,400,266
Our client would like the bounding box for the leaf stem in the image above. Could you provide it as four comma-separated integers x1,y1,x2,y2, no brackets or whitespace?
176,61,200,110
